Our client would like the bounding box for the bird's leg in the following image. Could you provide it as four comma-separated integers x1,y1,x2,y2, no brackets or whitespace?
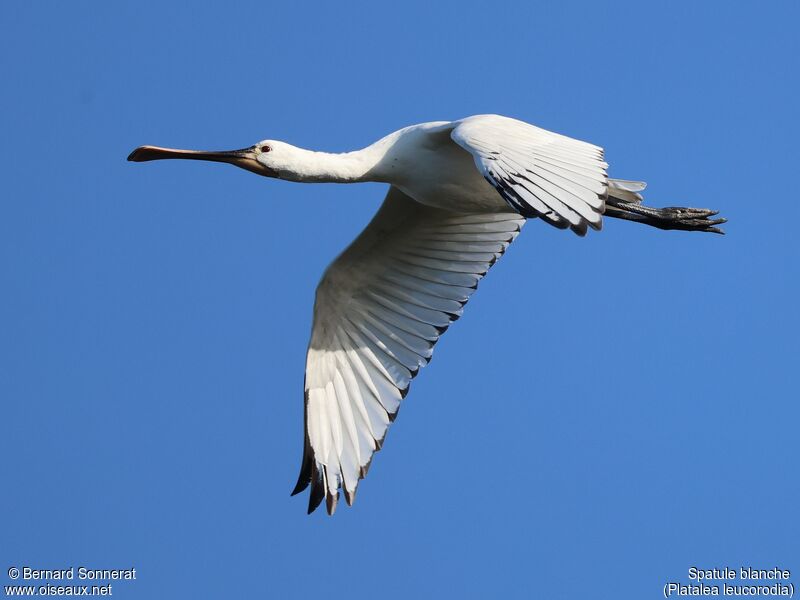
604,197,727,234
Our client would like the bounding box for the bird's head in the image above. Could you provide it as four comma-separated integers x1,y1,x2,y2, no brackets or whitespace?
127,139,295,179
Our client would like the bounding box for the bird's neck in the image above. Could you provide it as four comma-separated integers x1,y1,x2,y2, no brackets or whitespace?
277,130,406,183
277,146,386,184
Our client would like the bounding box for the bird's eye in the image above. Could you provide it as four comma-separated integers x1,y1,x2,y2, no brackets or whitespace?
260,145,272,153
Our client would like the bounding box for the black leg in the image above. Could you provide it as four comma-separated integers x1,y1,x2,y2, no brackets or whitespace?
605,198,727,234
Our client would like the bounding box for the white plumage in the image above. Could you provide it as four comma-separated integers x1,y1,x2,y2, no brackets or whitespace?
303,189,524,511
128,114,725,515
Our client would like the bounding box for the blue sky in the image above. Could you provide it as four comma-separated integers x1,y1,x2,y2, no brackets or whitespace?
2,1,798,598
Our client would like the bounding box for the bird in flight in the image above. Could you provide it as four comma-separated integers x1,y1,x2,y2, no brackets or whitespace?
129,114,724,515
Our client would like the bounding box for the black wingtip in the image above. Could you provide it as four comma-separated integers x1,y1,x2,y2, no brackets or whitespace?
307,462,325,514
291,434,313,497
291,476,310,497
293,387,315,501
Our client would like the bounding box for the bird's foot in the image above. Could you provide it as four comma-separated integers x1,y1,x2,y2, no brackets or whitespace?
605,199,727,234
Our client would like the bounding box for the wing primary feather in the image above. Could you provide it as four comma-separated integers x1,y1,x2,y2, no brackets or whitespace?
308,460,325,514
290,391,314,497
339,325,402,418
324,466,339,516
332,331,379,444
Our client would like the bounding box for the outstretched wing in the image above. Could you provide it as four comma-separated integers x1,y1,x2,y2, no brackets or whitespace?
452,114,609,236
292,186,525,514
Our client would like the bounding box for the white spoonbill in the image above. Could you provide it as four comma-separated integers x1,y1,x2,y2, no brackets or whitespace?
128,114,725,515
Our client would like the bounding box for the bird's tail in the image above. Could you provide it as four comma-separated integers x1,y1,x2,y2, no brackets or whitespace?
604,178,726,234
